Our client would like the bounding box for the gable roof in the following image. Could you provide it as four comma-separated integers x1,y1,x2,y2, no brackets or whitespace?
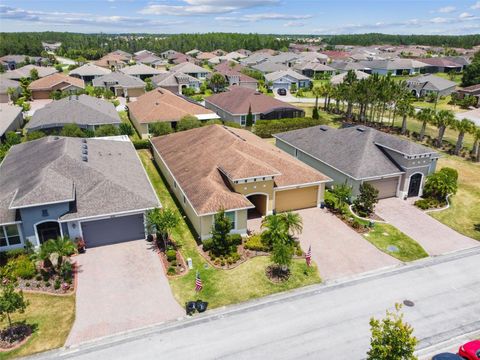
293,62,335,72
407,74,457,91
265,69,310,82
92,72,146,88
274,125,437,180
196,52,216,60
3,65,58,80
27,94,121,131
151,125,329,215
170,62,210,74
330,70,370,85
252,61,289,73
151,72,200,87
120,63,163,76
358,59,429,70
29,73,85,91
0,103,22,137
94,53,128,68
416,57,463,68
127,88,217,124
205,87,301,115
0,77,20,94
0,137,159,223
69,63,112,77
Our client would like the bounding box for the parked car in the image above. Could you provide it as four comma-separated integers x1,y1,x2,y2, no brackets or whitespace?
459,340,480,360
277,88,286,96
432,353,464,360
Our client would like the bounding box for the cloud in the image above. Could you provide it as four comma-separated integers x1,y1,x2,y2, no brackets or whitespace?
471,1,480,9
139,0,278,16
437,6,456,13
459,12,474,18
216,13,311,22
284,21,306,28
430,17,449,23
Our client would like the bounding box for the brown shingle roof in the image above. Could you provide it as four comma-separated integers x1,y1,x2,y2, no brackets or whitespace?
29,73,85,90
416,57,462,68
127,88,216,124
151,125,330,215
205,87,300,115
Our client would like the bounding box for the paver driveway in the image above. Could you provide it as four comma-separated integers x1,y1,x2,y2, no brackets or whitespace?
376,198,478,256
66,240,183,346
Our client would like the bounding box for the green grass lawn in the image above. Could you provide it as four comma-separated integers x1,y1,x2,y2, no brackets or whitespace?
138,150,321,309
296,79,329,98
429,156,480,241
0,293,75,359
118,110,141,141
412,95,462,113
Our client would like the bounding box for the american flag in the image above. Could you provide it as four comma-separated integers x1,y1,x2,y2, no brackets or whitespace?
195,271,203,292
306,245,312,267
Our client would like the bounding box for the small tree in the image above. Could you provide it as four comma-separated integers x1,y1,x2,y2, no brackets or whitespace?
29,68,39,81
367,304,417,360
146,208,180,249
25,131,46,141
208,73,226,93
60,123,85,137
0,283,29,331
94,124,120,137
312,107,319,120
150,122,173,136
144,77,154,92
353,183,379,217
5,131,21,147
119,123,134,136
331,183,352,213
290,83,297,93
210,209,233,256
270,240,294,273
177,115,201,132
423,167,458,201
246,105,253,127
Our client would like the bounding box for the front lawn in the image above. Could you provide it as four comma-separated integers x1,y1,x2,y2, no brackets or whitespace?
0,293,75,359
429,156,480,241
138,150,321,309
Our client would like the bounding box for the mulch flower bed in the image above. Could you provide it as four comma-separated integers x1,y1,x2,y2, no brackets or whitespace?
0,324,32,351
16,277,73,295
265,265,291,283
152,237,188,277
198,243,260,270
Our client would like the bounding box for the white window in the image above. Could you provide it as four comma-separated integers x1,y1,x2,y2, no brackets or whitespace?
225,211,236,229
0,225,21,247
240,115,246,126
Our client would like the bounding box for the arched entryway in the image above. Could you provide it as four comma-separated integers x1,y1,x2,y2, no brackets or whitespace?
246,194,268,219
408,173,422,197
36,221,61,244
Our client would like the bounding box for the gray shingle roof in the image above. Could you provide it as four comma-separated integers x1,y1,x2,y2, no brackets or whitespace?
170,62,210,74
92,72,145,88
406,74,457,91
3,65,58,80
26,94,121,131
120,63,163,76
265,69,310,82
275,125,437,180
69,63,112,77
151,72,200,87
0,137,160,223
0,103,22,137
252,61,289,74
358,59,429,70
0,76,20,94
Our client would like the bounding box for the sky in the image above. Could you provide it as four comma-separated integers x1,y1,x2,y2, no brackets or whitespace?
0,0,479,35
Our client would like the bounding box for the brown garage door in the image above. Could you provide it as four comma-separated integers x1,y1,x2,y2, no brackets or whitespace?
365,177,399,199
275,186,318,213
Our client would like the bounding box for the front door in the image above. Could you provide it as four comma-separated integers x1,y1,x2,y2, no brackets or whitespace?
408,173,422,197
36,221,61,244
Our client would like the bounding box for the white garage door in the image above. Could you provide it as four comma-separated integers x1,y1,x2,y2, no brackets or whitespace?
81,214,145,248
365,177,399,199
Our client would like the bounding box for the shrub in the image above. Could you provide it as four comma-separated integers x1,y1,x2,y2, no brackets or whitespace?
94,124,120,137
7,255,36,280
353,183,379,217
414,199,430,210
244,235,268,252
5,248,26,259
45,282,51,287
167,267,176,276
119,123,133,136
54,279,61,290
253,117,329,138
182,87,196,96
132,139,150,149
295,247,303,257
35,274,42,281
166,249,177,262
177,115,201,132
25,282,30,287
202,238,214,251
423,167,458,201
229,234,242,246
149,122,173,137
60,261,73,282
230,252,240,262
224,121,241,129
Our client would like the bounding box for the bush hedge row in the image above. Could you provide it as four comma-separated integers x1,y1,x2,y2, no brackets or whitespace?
253,117,329,138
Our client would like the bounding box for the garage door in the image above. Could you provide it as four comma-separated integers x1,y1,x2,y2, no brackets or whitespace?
81,213,145,248
275,186,318,213
365,177,399,199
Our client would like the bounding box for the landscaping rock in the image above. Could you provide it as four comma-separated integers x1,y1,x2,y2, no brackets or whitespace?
49,252,60,268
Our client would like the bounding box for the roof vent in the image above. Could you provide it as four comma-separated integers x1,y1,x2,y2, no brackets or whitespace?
82,144,88,150
82,155,88,162
82,149,88,155
356,127,365,132
319,126,328,132
82,139,87,143
53,136,60,140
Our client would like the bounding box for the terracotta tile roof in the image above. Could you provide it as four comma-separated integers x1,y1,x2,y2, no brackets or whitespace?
416,57,463,68
320,51,350,60
94,53,128,68
205,87,301,115
196,52,216,60
151,125,330,215
127,88,216,124
29,73,85,90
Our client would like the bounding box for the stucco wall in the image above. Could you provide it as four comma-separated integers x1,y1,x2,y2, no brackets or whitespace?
274,185,319,212
232,180,274,214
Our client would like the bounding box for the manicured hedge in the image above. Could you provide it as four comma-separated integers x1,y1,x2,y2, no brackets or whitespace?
132,139,151,149
253,117,329,138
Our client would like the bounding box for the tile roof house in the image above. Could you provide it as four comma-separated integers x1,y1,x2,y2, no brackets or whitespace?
26,94,121,132
275,125,439,199
0,104,23,143
416,57,464,73
0,77,20,103
150,72,201,94
213,62,258,90
120,63,163,80
92,72,146,98
406,74,457,98
456,83,480,107
265,69,311,92
94,53,129,70
150,125,330,240
204,87,304,126
240,53,272,67
69,63,112,83
196,52,217,61
0,136,160,250
127,88,219,137
29,73,85,100
330,70,370,85
169,62,210,80
0,55,44,70
3,65,58,80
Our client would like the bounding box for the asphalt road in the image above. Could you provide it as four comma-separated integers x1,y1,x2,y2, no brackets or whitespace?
33,247,480,360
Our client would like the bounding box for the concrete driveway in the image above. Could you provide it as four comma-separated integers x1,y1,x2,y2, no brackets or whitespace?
376,198,478,256
66,240,183,346
296,208,399,280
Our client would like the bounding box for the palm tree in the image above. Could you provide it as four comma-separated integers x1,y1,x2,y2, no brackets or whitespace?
311,86,322,110
452,118,475,155
433,110,455,148
278,212,303,236
471,126,480,162
396,93,415,135
260,214,289,250
416,108,436,141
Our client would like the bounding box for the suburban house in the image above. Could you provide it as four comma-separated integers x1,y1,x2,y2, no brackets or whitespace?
240,53,271,67
169,53,196,65
92,72,146,97
252,61,289,74
150,72,201,94
110,49,133,61
213,62,258,90
3,65,57,80
357,59,429,76
274,125,439,199
0,55,44,70
185,49,201,57
296,52,329,65
159,49,178,59
69,63,112,83
29,73,85,99
205,87,304,125
442,56,470,71
329,61,367,72
293,62,336,78
0,77,20,103
417,58,463,73
120,63,163,80
406,74,457,98
169,62,210,80
0,104,23,143
0,136,160,250
127,88,219,137
265,69,311,92
133,50,155,62
330,70,370,85
150,125,330,240
457,84,480,106
26,94,121,132
42,42,62,52
94,53,129,70
196,52,216,61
